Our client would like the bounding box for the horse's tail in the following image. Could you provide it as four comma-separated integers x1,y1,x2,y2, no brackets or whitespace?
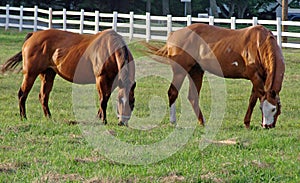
142,42,170,65
1,32,33,73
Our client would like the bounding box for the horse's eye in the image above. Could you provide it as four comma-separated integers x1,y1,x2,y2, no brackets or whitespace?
271,108,276,112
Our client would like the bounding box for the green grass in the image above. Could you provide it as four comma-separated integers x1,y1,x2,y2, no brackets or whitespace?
0,28,300,182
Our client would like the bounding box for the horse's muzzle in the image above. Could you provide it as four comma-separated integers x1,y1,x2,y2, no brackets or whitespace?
261,123,275,129
118,121,128,126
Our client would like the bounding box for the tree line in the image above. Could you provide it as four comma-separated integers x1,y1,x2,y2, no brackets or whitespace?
1,0,300,18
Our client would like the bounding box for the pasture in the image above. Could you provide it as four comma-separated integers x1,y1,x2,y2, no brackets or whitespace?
0,28,299,182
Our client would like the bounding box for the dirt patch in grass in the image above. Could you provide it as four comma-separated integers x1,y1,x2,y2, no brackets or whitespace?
0,145,15,150
84,177,138,183
74,156,102,163
36,173,84,182
0,163,16,173
251,160,271,168
65,120,80,125
201,172,223,183
6,124,32,133
160,173,185,182
0,162,30,173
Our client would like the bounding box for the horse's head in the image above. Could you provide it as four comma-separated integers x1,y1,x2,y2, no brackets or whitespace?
260,90,281,129
117,81,136,126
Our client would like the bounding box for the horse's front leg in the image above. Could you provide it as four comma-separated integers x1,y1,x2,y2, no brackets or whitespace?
96,77,111,125
244,74,264,128
97,94,110,125
244,88,258,128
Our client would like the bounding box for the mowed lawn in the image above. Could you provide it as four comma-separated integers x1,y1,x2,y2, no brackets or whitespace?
0,28,299,182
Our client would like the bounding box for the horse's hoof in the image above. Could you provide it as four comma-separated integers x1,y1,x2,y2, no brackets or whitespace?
20,116,27,121
198,121,205,126
102,120,107,125
244,124,250,129
170,121,176,125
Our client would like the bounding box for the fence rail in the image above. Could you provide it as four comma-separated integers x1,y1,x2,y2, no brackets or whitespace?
1,4,300,48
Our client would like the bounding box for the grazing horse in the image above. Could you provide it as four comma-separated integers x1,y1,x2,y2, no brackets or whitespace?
1,29,136,126
147,23,285,129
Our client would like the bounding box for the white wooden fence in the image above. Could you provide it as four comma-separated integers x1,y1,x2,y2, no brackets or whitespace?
1,4,300,48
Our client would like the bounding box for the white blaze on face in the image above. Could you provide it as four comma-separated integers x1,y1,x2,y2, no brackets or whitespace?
121,97,127,106
262,100,277,126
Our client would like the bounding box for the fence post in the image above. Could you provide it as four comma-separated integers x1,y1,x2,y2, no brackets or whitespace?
63,8,67,31
129,11,134,41
146,12,151,42
112,11,118,31
95,10,99,33
252,17,258,26
48,8,52,29
209,16,214,25
167,14,172,37
277,17,282,48
231,17,236,29
5,4,9,30
80,9,84,34
34,6,38,31
187,15,192,26
19,6,23,32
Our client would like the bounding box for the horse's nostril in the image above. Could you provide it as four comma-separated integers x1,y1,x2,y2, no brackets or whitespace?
118,121,128,127
262,124,270,129
261,123,275,129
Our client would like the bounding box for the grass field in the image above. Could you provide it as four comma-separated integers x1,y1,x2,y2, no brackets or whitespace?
0,28,299,182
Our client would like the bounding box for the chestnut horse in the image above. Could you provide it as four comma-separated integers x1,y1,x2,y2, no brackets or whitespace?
147,23,285,128
1,29,136,126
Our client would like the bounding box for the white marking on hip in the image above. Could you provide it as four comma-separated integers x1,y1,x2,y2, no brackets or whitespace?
121,97,127,105
232,61,238,66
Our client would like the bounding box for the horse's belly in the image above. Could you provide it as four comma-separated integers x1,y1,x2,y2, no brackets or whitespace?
55,61,96,84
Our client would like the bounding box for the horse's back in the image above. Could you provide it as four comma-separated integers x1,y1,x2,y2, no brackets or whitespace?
185,23,271,45
21,29,96,82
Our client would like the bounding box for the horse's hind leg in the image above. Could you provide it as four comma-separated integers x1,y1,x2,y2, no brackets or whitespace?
168,68,186,124
188,64,205,125
18,73,38,119
39,68,56,118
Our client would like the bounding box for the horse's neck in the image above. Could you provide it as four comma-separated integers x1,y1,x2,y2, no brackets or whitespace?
271,53,285,93
262,37,285,94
